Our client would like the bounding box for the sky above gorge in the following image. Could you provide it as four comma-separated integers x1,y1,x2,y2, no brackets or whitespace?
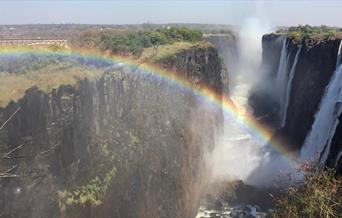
0,0,341,27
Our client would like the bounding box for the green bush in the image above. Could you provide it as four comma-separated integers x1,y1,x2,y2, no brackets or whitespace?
274,163,342,218
58,143,117,210
99,27,203,56
325,30,337,40
289,31,302,44
285,25,342,43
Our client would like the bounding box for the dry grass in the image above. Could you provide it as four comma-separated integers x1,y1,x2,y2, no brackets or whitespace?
0,66,102,108
139,41,213,63
0,40,211,107
274,163,342,218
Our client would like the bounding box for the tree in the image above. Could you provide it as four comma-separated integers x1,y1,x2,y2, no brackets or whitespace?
150,31,167,55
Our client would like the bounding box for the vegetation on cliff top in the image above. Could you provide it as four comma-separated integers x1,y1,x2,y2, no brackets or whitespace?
276,25,342,44
0,64,101,107
0,26,209,108
139,41,213,63
99,27,203,56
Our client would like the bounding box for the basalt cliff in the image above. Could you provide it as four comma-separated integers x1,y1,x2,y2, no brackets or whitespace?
250,34,342,171
0,44,224,218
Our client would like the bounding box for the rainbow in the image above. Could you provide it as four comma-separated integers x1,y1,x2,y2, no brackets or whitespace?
0,46,296,162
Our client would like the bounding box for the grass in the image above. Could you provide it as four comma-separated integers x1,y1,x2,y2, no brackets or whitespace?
274,163,342,218
0,65,102,108
139,41,213,63
0,39,212,108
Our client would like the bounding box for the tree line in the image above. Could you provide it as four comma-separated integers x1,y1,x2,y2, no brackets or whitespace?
99,27,203,56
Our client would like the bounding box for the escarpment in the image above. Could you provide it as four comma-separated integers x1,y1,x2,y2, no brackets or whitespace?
249,34,342,169
0,45,224,218
281,38,340,150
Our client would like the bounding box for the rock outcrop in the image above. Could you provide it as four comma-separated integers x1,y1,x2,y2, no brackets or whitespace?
0,45,224,218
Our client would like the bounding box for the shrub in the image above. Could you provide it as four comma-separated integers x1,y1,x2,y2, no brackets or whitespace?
58,142,117,210
58,167,116,208
325,30,337,40
274,163,342,218
289,31,302,44
99,27,203,56
284,25,342,43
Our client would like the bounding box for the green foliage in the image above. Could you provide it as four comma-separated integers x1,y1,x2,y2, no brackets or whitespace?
99,27,203,56
58,168,116,208
289,31,302,44
129,132,139,145
274,163,342,218
140,41,212,63
325,30,337,40
284,25,342,44
58,142,117,209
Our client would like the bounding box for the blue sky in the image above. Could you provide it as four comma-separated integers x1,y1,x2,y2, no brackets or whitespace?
0,0,341,27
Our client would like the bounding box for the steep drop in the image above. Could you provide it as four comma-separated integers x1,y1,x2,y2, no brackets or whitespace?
274,38,302,127
301,42,342,165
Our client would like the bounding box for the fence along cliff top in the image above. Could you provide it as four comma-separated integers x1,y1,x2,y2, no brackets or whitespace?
0,39,68,48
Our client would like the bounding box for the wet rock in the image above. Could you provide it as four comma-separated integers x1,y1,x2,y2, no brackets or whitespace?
0,45,224,218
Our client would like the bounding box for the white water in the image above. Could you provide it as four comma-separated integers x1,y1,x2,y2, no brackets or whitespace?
300,42,342,165
274,39,289,121
274,39,301,127
210,18,269,182
281,47,302,126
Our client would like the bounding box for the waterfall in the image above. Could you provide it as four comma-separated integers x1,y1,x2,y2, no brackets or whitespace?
274,38,288,124
281,47,301,127
274,38,301,127
300,42,342,165
337,41,342,69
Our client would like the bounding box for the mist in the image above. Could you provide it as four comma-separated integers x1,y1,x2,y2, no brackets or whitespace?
208,18,273,184
206,17,301,186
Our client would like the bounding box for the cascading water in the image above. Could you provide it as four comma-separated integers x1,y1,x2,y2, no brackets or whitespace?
274,38,289,123
246,39,302,186
274,38,301,127
300,42,342,165
282,46,301,126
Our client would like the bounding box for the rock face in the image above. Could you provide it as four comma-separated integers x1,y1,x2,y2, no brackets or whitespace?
0,45,224,218
327,113,342,174
204,34,239,96
249,34,285,126
250,35,341,151
281,38,340,150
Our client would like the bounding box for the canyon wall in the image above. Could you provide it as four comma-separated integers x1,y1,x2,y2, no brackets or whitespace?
281,38,340,150
250,34,342,166
328,113,342,174
0,45,224,218
204,34,239,96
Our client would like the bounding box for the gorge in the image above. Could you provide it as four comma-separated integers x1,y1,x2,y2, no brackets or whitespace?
0,24,342,218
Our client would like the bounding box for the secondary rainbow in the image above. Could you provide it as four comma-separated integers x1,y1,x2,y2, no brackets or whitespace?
0,46,296,162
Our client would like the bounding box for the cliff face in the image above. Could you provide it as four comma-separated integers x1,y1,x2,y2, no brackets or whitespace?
327,113,342,173
250,35,341,151
204,34,239,96
0,45,223,218
260,34,285,79
157,43,223,94
282,39,340,149
248,34,285,125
